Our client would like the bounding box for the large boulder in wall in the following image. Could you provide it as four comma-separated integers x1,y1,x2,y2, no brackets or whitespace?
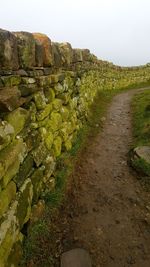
0,29,19,70
13,31,36,69
33,33,54,67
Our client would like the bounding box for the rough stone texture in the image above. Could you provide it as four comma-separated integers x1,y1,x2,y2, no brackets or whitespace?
73,49,83,63
0,29,19,70
5,107,29,136
14,31,36,69
0,200,20,267
5,234,23,267
0,179,32,267
0,121,14,151
0,181,16,218
0,87,22,112
59,42,73,66
30,167,44,202
1,75,21,87
16,178,33,228
133,146,150,164
61,248,92,267
52,42,63,67
31,142,48,167
33,33,54,66
35,38,44,67
0,139,26,187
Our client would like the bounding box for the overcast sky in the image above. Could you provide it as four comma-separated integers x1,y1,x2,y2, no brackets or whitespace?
0,0,150,66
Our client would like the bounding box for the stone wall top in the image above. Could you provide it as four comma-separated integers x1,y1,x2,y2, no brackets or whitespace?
0,28,99,72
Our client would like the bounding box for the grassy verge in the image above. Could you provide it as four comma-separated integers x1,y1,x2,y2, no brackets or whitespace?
131,89,150,181
132,90,150,147
22,82,150,266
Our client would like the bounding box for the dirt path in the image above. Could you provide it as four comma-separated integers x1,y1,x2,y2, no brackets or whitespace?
60,89,150,267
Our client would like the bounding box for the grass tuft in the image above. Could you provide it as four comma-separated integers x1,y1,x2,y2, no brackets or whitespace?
131,89,150,178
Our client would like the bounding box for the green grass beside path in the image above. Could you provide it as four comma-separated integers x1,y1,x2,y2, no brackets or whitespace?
131,89,150,178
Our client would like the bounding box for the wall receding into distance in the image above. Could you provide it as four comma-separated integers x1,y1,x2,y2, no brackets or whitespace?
0,28,150,267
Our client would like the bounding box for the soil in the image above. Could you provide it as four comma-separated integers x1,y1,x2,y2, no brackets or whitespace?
57,89,150,267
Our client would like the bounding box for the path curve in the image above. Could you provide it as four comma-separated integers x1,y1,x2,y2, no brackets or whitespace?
60,89,150,267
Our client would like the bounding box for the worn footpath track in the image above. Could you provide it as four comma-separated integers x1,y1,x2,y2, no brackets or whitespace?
59,89,150,267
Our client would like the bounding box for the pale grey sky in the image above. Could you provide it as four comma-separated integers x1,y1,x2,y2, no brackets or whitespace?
0,0,150,66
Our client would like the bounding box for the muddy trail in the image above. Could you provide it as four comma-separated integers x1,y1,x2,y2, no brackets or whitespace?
57,89,150,267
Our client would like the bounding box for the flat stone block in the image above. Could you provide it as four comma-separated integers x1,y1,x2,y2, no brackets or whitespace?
0,87,21,112
0,29,19,70
61,248,92,267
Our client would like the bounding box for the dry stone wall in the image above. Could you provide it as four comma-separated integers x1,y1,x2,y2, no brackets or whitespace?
0,29,150,267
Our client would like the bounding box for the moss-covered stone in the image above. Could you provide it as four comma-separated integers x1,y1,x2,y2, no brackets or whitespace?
64,138,72,151
46,112,62,132
54,83,64,94
16,178,33,228
1,160,21,189
1,75,21,87
52,136,62,157
0,181,16,218
28,101,37,122
19,84,39,97
0,178,32,266
32,142,48,167
5,107,29,137
38,127,47,139
57,92,71,104
43,156,56,182
14,153,34,188
21,77,36,84
0,139,27,186
0,200,20,267
0,87,22,112
36,76,50,87
0,121,14,151
63,75,74,91
61,121,75,136
30,167,44,202
33,91,47,110
38,116,50,128
45,132,54,150
52,98,62,111
49,74,59,84
60,106,70,121
6,233,23,267
36,103,52,121
59,126,69,142
44,88,55,103
25,130,41,152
